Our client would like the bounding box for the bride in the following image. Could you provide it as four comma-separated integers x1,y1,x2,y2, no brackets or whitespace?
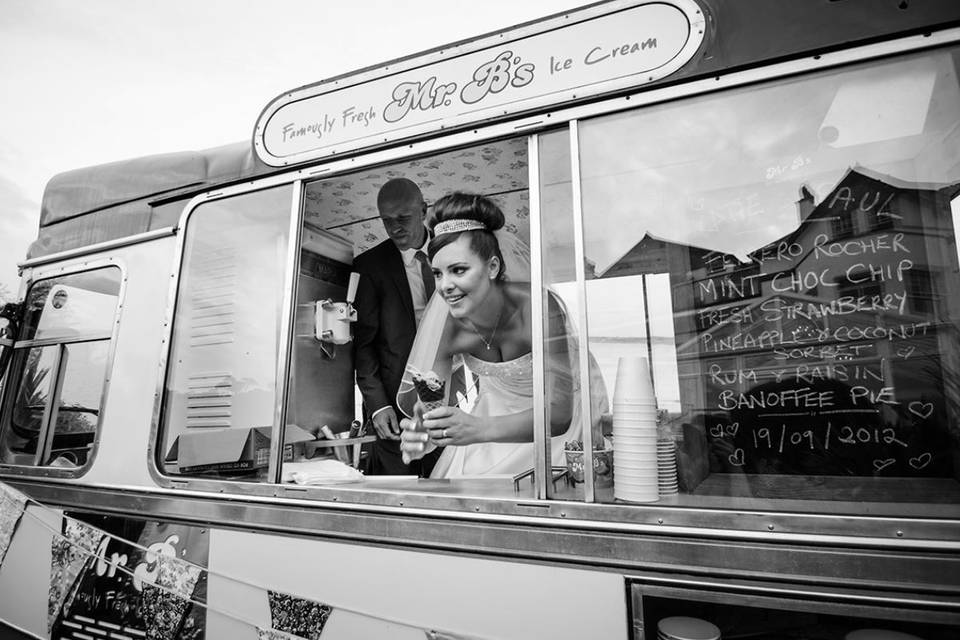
397,192,582,477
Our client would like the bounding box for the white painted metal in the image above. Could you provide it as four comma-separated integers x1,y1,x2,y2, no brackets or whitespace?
206,527,627,639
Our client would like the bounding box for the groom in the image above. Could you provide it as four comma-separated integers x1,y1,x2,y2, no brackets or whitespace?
353,178,443,476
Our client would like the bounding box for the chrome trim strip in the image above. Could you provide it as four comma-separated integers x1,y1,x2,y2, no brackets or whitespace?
630,575,960,613
146,197,201,481
528,134,549,499
34,344,65,466
13,334,113,349
268,180,305,483
0,261,127,479
18,227,176,269
16,480,960,554
568,120,597,502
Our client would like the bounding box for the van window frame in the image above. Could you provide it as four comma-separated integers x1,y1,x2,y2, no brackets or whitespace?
0,261,125,478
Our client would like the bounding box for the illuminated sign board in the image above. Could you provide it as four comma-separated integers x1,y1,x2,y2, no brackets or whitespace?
254,0,705,166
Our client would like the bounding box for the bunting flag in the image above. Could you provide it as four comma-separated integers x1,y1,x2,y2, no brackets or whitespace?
0,481,27,567
258,628,307,640
48,518,106,634
266,590,333,639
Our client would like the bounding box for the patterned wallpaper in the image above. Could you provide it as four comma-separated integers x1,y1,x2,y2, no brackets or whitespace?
303,136,529,257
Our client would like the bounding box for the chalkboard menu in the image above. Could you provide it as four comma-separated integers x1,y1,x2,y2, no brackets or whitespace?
675,169,960,479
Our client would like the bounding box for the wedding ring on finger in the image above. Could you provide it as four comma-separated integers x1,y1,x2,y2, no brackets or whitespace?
443,429,448,438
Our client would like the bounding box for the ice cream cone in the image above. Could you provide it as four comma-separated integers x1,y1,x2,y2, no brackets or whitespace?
412,369,446,413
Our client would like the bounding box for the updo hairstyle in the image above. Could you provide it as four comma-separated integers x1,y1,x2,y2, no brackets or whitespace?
428,192,507,281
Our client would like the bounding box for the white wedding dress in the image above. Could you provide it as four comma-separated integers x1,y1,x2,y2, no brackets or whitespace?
427,352,560,477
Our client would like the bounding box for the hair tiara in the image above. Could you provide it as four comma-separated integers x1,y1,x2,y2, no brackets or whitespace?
433,219,487,236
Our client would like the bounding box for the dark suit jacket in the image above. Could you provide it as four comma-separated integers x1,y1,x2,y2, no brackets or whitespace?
353,239,440,475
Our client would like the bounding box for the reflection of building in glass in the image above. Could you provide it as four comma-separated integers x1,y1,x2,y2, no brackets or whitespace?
603,168,960,478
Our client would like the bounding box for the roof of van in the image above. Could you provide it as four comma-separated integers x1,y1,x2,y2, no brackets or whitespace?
30,142,272,259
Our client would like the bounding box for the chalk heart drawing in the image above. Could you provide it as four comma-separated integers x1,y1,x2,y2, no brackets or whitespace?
909,452,932,470
710,422,740,438
728,448,745,467
908,402,934,419
896,346,916,359
873,458,896,472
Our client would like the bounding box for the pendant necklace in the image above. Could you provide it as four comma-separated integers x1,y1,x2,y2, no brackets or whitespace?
469,301,504,350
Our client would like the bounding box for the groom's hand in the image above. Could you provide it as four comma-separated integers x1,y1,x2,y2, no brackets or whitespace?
372,407,401,440
401,405,431,464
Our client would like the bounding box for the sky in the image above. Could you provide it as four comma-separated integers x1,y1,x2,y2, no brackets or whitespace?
0,0,580,302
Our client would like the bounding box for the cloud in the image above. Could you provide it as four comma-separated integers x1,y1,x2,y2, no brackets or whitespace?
0,174,38,300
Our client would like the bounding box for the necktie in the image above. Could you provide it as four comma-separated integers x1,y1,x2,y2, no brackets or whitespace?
415,250,435,300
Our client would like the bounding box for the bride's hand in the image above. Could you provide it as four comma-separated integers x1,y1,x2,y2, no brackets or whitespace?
423,406,485,446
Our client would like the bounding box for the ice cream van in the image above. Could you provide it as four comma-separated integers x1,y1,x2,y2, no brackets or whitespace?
2,1,960,638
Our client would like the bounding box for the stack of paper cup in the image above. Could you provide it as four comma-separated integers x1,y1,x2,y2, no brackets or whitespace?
612,356,659,502
657,439,679,495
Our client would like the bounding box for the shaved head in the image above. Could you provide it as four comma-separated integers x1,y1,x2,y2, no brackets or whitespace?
376,177,427,250
377,177,424,212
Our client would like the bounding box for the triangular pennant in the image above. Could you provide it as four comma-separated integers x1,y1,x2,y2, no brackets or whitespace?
0,481,27,568
258,628,305,640
267,590,333,640
48,518,106,633
156,551,204,600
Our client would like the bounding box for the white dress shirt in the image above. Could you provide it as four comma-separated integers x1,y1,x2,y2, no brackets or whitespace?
400,233,431,325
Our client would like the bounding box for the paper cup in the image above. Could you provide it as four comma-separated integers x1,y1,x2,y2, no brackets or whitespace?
614,437,658,447
613,412,658,424
615,445,657,456
615,488,659,503
613,422,659,433
617,471,659,481
615,427,658,436
614,397,659,406
615,448,658,459
618,465,659,474
614,356,656,405
613,425,659,434
616,445,659,455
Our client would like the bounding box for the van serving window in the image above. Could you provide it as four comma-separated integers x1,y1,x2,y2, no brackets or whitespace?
558,45,960,513
159,185,293,481
0,268,121,470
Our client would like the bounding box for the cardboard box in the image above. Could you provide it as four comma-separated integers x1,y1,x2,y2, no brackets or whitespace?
177,425,315,473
